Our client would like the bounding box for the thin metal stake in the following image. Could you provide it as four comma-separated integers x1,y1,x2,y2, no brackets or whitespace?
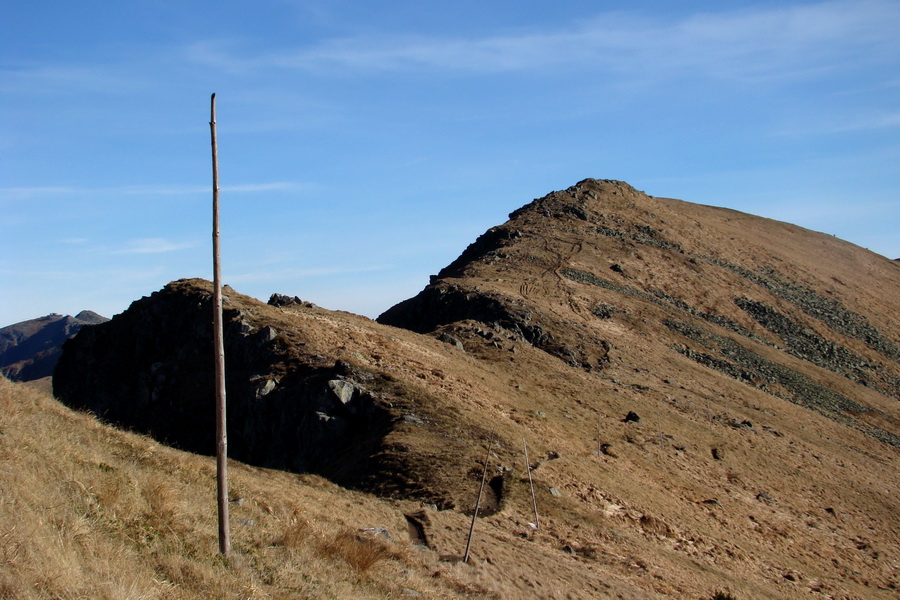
523,438,539,530
463,432,494,563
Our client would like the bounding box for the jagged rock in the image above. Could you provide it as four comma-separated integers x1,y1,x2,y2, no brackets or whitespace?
267,293,314,308
756,492,777,504
328,379,357,405
437,331,465,350
255,378,276,399
610,263,628,277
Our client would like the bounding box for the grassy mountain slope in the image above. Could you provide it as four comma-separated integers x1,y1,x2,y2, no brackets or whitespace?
4,178,899,599
1,375,515,600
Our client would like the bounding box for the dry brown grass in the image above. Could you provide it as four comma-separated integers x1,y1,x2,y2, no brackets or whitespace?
0,376,486,599
273,513,312,550
318,530,395,572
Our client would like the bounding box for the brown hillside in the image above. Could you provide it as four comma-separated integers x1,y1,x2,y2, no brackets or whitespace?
29,179,900,598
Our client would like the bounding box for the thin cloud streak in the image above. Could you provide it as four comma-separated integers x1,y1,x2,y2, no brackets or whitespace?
120,182,309,195
190,0,899,85
222,182,311,193
111,238,197,255
773,111,900,137
0,186,80,200
0,63,149,96
226,264,391,284
765,198,900,225
1,182,309,200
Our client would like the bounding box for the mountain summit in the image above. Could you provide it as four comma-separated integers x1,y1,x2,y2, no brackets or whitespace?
379,178,900,445
50,179,899,598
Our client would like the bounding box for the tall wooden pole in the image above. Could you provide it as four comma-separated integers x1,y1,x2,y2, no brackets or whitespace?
210,93,230,557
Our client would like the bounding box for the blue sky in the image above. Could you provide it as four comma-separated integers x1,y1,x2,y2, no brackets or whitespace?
2,0,898,325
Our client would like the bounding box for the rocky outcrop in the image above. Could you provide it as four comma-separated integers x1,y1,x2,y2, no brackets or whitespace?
53,280,393,486
379,283,610,371
1,311,107,381
52,280,506,511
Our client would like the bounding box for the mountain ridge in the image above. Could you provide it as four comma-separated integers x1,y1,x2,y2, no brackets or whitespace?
37,179,900,597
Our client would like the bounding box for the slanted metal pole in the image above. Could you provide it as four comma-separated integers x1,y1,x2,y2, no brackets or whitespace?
210,92,230,557
463,432,494,563
523,438,540,530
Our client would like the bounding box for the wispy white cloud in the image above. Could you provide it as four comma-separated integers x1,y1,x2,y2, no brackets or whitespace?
1,182,309,200
226,264,390,284
766,198,899,225
773,111,900,136
221,182,308,193
0,63,149,96
0,186,80,201
119,185,207,196
187,0,900,85
115,182,308,195
112,237,197,255
116,181,309,195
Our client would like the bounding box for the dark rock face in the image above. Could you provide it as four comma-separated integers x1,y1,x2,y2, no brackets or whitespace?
664,317,900,447
53,281,391,486
432,226,523,280
734,297,873,382
267,293,315,309
51,279,513,511
379,283,610,371
1,311,108,381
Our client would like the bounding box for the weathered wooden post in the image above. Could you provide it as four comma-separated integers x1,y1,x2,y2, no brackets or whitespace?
210,93,230,556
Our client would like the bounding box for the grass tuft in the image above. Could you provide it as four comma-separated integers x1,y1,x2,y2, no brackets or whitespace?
274,518,312,549
318,530,394,572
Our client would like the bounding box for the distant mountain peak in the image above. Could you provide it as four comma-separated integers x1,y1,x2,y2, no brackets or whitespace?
73,310,109,324
1,311,108,382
